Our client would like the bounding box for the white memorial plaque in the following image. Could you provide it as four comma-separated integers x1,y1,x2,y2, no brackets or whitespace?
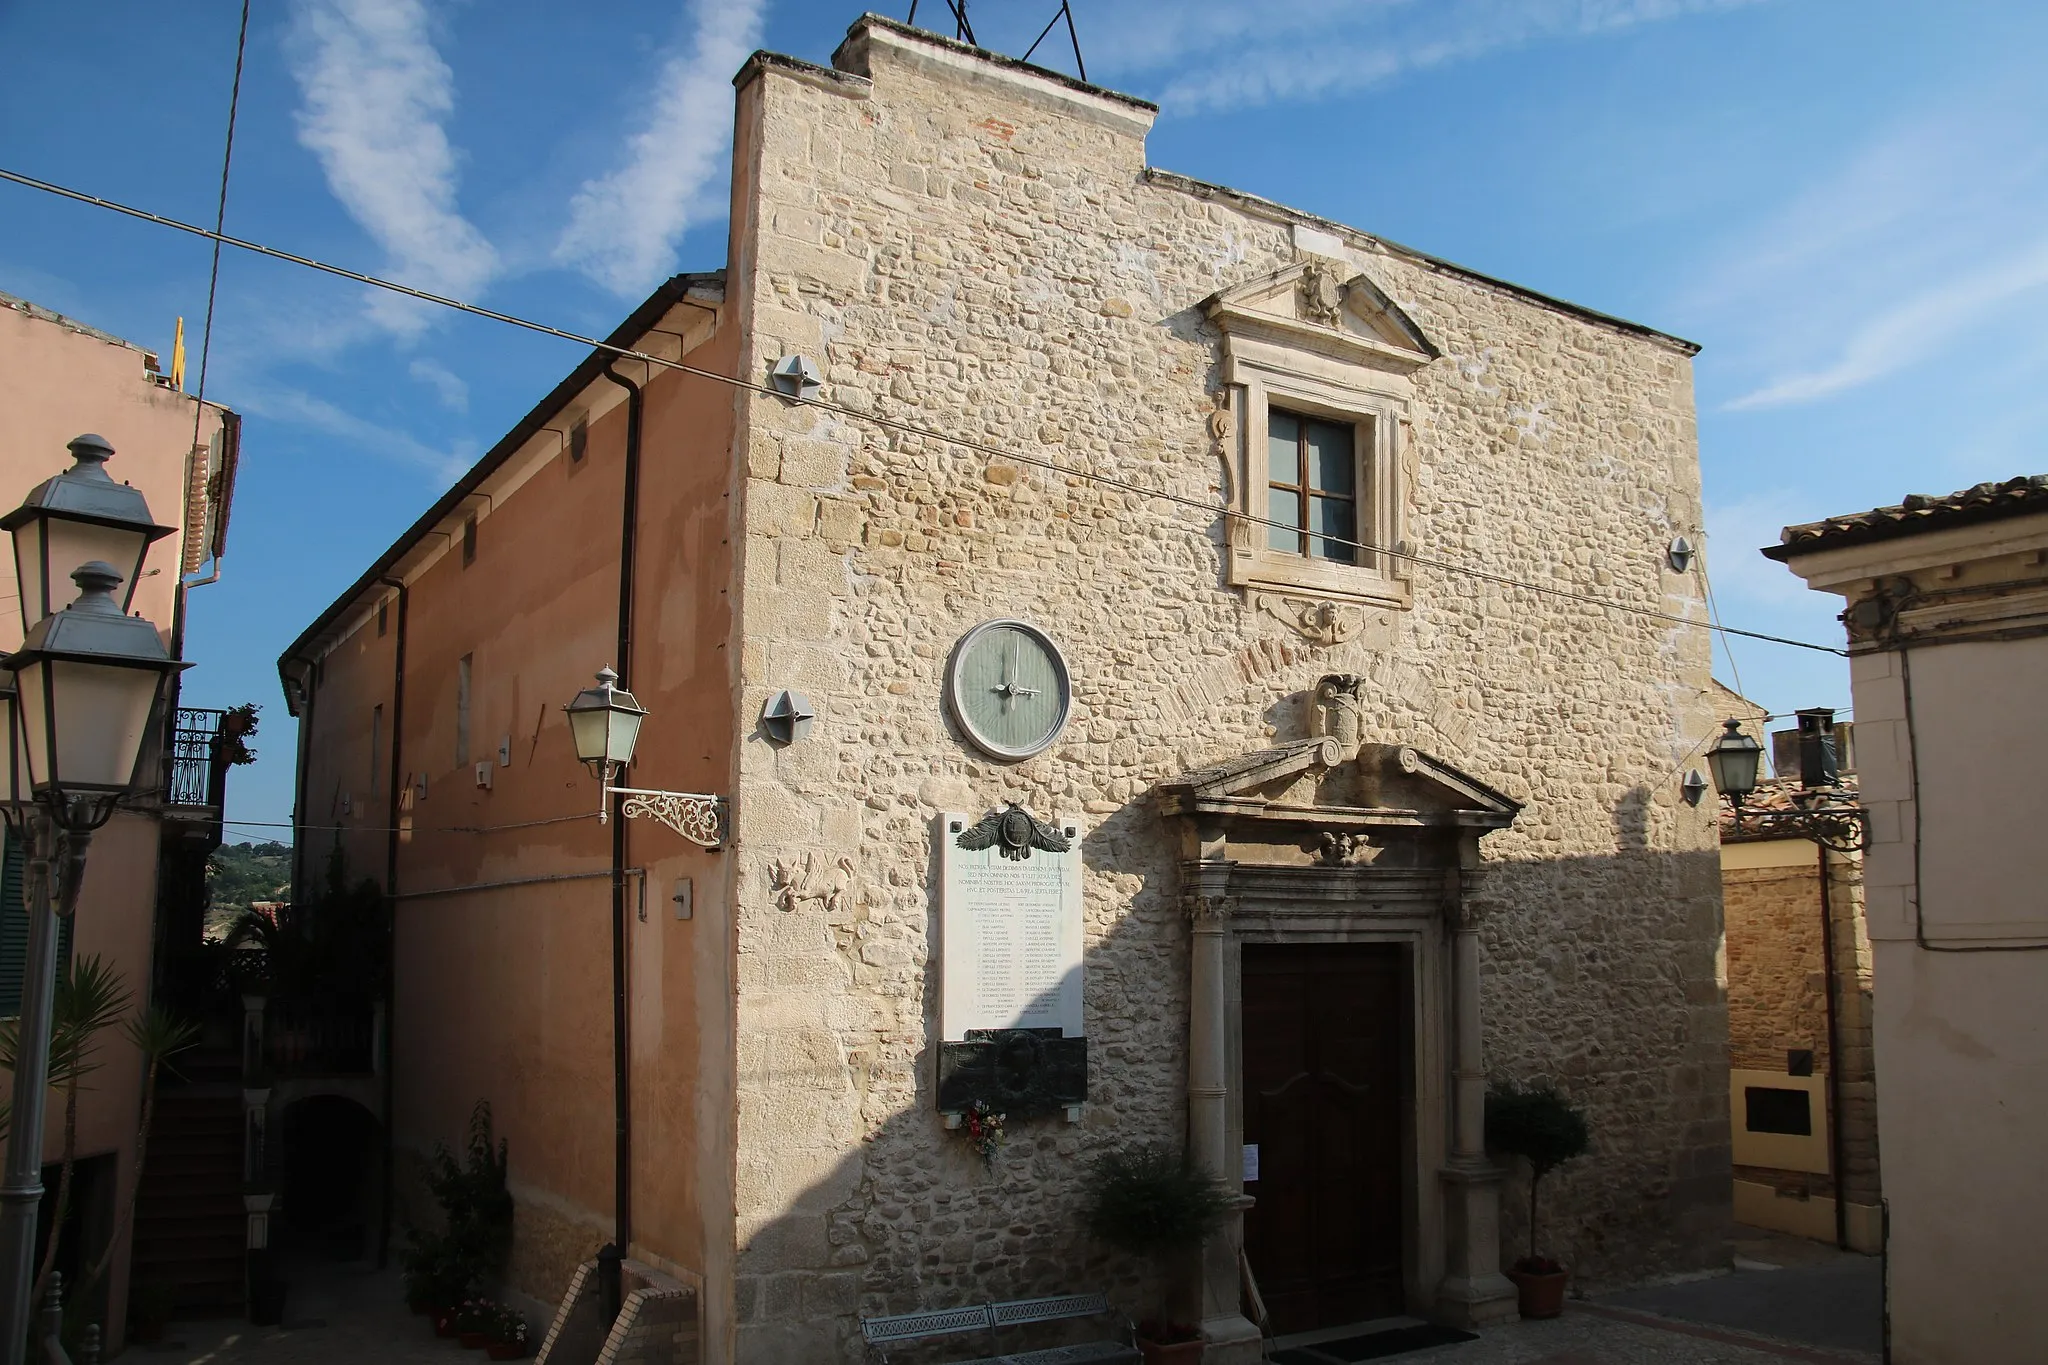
1243,1144,1260,1182
940,810,1084,1041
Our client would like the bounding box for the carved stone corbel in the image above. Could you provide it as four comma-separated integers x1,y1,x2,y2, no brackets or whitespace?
1253,592,1364,646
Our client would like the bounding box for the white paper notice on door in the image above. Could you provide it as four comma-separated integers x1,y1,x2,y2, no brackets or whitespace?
1242,1144,1259,1182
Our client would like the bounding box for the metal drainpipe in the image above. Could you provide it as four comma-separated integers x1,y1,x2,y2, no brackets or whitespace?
287,662,316,900
1816,840,1849,1250
376,576,409,1271
599,363,644,1301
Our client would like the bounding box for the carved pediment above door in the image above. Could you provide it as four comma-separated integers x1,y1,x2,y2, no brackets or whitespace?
1202,260,1440,380
1157,737,1519,834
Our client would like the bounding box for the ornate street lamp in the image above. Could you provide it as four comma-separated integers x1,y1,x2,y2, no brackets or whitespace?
1704,718,1763,811
565,667,647,787
9,563,184,808
0,556,184,1355
563,667,724,847
1706,714,1865,853
1,434,174,633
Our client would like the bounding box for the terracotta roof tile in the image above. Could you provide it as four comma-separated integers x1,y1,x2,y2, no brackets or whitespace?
1765,475,2048,559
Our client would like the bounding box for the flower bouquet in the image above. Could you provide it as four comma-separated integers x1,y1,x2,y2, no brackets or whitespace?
960,1098,1006,1166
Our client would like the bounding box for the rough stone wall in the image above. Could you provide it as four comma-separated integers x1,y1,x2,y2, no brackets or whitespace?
723,21,1726,1360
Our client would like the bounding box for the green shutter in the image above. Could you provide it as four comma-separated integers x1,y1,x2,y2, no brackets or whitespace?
0,831,75,1017
0,829,24,1016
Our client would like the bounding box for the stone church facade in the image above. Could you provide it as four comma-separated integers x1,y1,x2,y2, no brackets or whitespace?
283,17,1729,1364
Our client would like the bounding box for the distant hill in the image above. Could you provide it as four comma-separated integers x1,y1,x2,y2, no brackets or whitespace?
208,840,292,938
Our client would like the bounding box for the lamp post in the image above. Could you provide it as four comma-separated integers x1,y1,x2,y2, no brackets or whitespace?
0,435,182,1363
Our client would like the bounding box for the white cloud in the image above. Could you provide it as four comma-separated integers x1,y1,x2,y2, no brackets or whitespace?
1078,0,1770,112
236,383,476,483
288,0,499,334
555,0,767,296
408,356,470,411
1683,92,2048,413
1726,235,2048,411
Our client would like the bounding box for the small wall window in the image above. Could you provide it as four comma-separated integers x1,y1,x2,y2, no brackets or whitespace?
456,655,472,767
377,599,388,637
1745,1086,1813,1136
569,417,589,464
462,514,478,567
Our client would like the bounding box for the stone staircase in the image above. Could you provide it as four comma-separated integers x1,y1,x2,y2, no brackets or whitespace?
129,1048,245,1317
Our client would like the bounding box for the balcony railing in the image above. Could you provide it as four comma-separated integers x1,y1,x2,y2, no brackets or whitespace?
240,993,385,1081
164,706,229,808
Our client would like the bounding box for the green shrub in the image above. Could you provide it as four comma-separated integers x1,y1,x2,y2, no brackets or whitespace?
1080,1144,1231,1259
1485,1080,1590,1270
400,1100,513,1309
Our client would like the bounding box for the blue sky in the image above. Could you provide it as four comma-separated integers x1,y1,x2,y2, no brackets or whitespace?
2,0,2044,839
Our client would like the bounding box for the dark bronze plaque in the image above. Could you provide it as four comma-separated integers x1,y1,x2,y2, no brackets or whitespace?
936,1027,1086,1118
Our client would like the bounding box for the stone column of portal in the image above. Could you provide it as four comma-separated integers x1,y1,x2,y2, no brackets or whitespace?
1435,850,1520,1328
1185,891,1262,1365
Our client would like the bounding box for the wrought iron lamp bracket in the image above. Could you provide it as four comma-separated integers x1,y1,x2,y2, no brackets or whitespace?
599,778,726,849
1728,803,1868,854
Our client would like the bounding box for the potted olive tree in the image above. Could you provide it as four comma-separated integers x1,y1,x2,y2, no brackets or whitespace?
1080,1145,1233,1364
1485,1080,1591,1319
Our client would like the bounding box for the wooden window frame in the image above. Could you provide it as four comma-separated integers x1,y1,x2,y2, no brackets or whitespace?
1265,407,1368,567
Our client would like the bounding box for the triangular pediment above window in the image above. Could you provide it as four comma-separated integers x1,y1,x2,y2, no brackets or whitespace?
1202,260,1440,374
1156,739,1519,831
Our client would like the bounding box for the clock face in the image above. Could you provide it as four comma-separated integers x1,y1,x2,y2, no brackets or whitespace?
946,619,1072,761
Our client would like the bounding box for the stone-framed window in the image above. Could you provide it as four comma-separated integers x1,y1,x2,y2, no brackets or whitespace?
1205,258,1438,614
1265,407,1368,566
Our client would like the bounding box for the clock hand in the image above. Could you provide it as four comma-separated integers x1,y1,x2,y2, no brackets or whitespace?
996,646,1017,713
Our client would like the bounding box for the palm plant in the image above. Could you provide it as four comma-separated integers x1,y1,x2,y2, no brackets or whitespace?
0,954,132,1298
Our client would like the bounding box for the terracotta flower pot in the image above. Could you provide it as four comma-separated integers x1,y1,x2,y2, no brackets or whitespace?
1138,1337,1204,1365
1507,1266,1569,1319
460,1330,491,1349
487,1341,528,1361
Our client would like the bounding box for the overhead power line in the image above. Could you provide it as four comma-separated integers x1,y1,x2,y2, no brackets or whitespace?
0,164,1846,658
184,1,250,463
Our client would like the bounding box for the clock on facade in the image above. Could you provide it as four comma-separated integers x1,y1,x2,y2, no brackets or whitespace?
944,619,1072,761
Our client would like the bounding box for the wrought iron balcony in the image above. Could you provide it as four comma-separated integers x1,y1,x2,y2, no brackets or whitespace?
163,705,229,809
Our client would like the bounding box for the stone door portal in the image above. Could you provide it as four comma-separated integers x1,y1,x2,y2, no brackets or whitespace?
1242,943,1408,1333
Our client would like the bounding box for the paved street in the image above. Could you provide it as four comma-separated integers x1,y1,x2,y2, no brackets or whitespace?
137,1232,1880,1365
138,1261,509,1365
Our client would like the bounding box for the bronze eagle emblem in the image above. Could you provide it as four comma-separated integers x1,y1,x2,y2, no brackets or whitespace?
956,803,1071,861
